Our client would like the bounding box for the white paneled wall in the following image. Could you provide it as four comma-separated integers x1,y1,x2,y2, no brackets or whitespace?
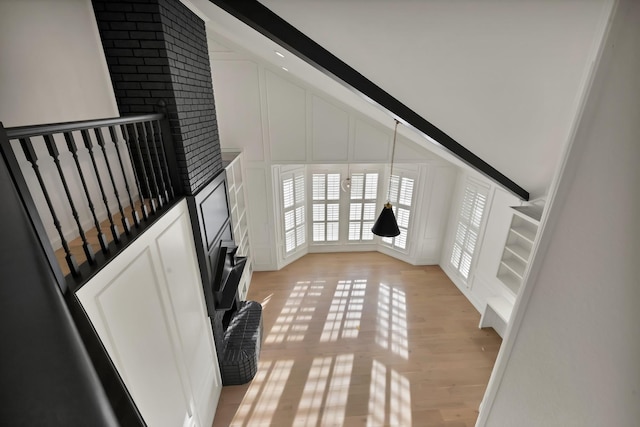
353,120,390,162
414,165,457,264
245,166,276,270
78,200,222,427
211,60,264,161
311,96,350,162
265,70,307,162
207,29,455,271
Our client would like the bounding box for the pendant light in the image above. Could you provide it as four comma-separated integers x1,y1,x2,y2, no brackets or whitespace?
341,164,351,193
372,120,401,237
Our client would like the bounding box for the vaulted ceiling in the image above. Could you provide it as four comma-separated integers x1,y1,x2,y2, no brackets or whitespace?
188,0,611,199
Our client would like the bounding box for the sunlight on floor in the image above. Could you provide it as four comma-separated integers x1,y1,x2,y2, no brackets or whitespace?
320,279,366,342
265,281,325,344
376,283,409,359
235,360,294,426
293,354,354,426
215,255,502,427
260,293,273,309
367,360,412,427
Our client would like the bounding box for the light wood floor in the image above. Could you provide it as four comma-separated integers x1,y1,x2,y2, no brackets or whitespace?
212,252,501,427
54,201,152,276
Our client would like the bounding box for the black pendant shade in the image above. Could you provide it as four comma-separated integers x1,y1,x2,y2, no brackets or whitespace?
371,202,400,237
372,119,401,238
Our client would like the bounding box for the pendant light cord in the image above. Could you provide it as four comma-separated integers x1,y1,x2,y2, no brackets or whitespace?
387,120,399,203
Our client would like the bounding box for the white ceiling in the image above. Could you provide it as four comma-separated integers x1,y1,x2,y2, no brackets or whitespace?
187,0,612,198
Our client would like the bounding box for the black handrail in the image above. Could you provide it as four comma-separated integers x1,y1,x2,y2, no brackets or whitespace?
0,113,181,285
1,117,152,427
5,114,163,139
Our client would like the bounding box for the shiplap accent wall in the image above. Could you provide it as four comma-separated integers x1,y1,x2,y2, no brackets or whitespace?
207,29,454,271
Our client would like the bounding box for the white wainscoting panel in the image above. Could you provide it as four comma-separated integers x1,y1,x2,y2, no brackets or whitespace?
155,214,220,426
311,95,349,161
77,200,221,427
353,119,390,162
423,167,453,239
414,165,456,264
210,59,264,162
245,166,277,270
265,70,307,162
395,135,440,162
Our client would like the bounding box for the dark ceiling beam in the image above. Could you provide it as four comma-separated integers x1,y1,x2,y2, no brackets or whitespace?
209,0,529,201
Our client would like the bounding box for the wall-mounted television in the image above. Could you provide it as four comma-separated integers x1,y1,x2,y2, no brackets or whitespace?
189,170,236,316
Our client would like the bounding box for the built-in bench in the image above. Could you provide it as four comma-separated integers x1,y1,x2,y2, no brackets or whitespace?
479,296,513,338
219,300,263,385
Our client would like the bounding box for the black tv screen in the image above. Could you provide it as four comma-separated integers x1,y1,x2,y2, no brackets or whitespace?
199,180,230,250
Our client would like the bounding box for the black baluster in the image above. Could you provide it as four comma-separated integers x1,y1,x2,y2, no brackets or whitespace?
64,132,109,254
43,134,96,266
109,126,140,227
120,124,148,222
138,122,163,208
153,120,175,200
94,128,131,235
19,137,79,276
130,122,156,214
80,129,120,243
146,121,169,203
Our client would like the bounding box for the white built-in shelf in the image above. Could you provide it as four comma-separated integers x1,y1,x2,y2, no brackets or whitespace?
504,242,530,263
510,225,536,243
497,270,521,296
497,206,541,297
480,296,514,338
223,150,253,301
500,257,525,278
512,205,543,223
483,204,543,337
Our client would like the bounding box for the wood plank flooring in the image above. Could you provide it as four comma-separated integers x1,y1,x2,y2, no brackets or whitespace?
212,252,501,427
54,200,154,276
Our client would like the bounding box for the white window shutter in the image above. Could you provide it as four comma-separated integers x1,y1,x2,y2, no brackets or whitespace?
450,179,489,280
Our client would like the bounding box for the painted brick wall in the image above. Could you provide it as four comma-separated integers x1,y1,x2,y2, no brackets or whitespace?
93,0,221,195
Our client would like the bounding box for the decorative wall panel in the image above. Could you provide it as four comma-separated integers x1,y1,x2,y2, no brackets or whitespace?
312,96,349,161
353,119,389,162
211,60,264,162
78,201,221,427
266,70,307,161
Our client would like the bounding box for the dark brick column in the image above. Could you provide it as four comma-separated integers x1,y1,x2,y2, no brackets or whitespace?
92,0,221,195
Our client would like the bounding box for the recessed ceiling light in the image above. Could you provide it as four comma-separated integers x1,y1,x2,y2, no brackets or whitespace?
274,51,285,58
281,67,289,72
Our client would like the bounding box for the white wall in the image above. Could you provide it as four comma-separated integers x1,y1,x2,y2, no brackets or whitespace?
0,0,118,126
259,0,612,199
481,0,640,425
208,29,456,271
0,0,126,251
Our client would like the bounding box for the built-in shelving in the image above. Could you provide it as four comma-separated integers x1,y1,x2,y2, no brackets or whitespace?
496,207,540,297
222,151,253,301
481,203,542,338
